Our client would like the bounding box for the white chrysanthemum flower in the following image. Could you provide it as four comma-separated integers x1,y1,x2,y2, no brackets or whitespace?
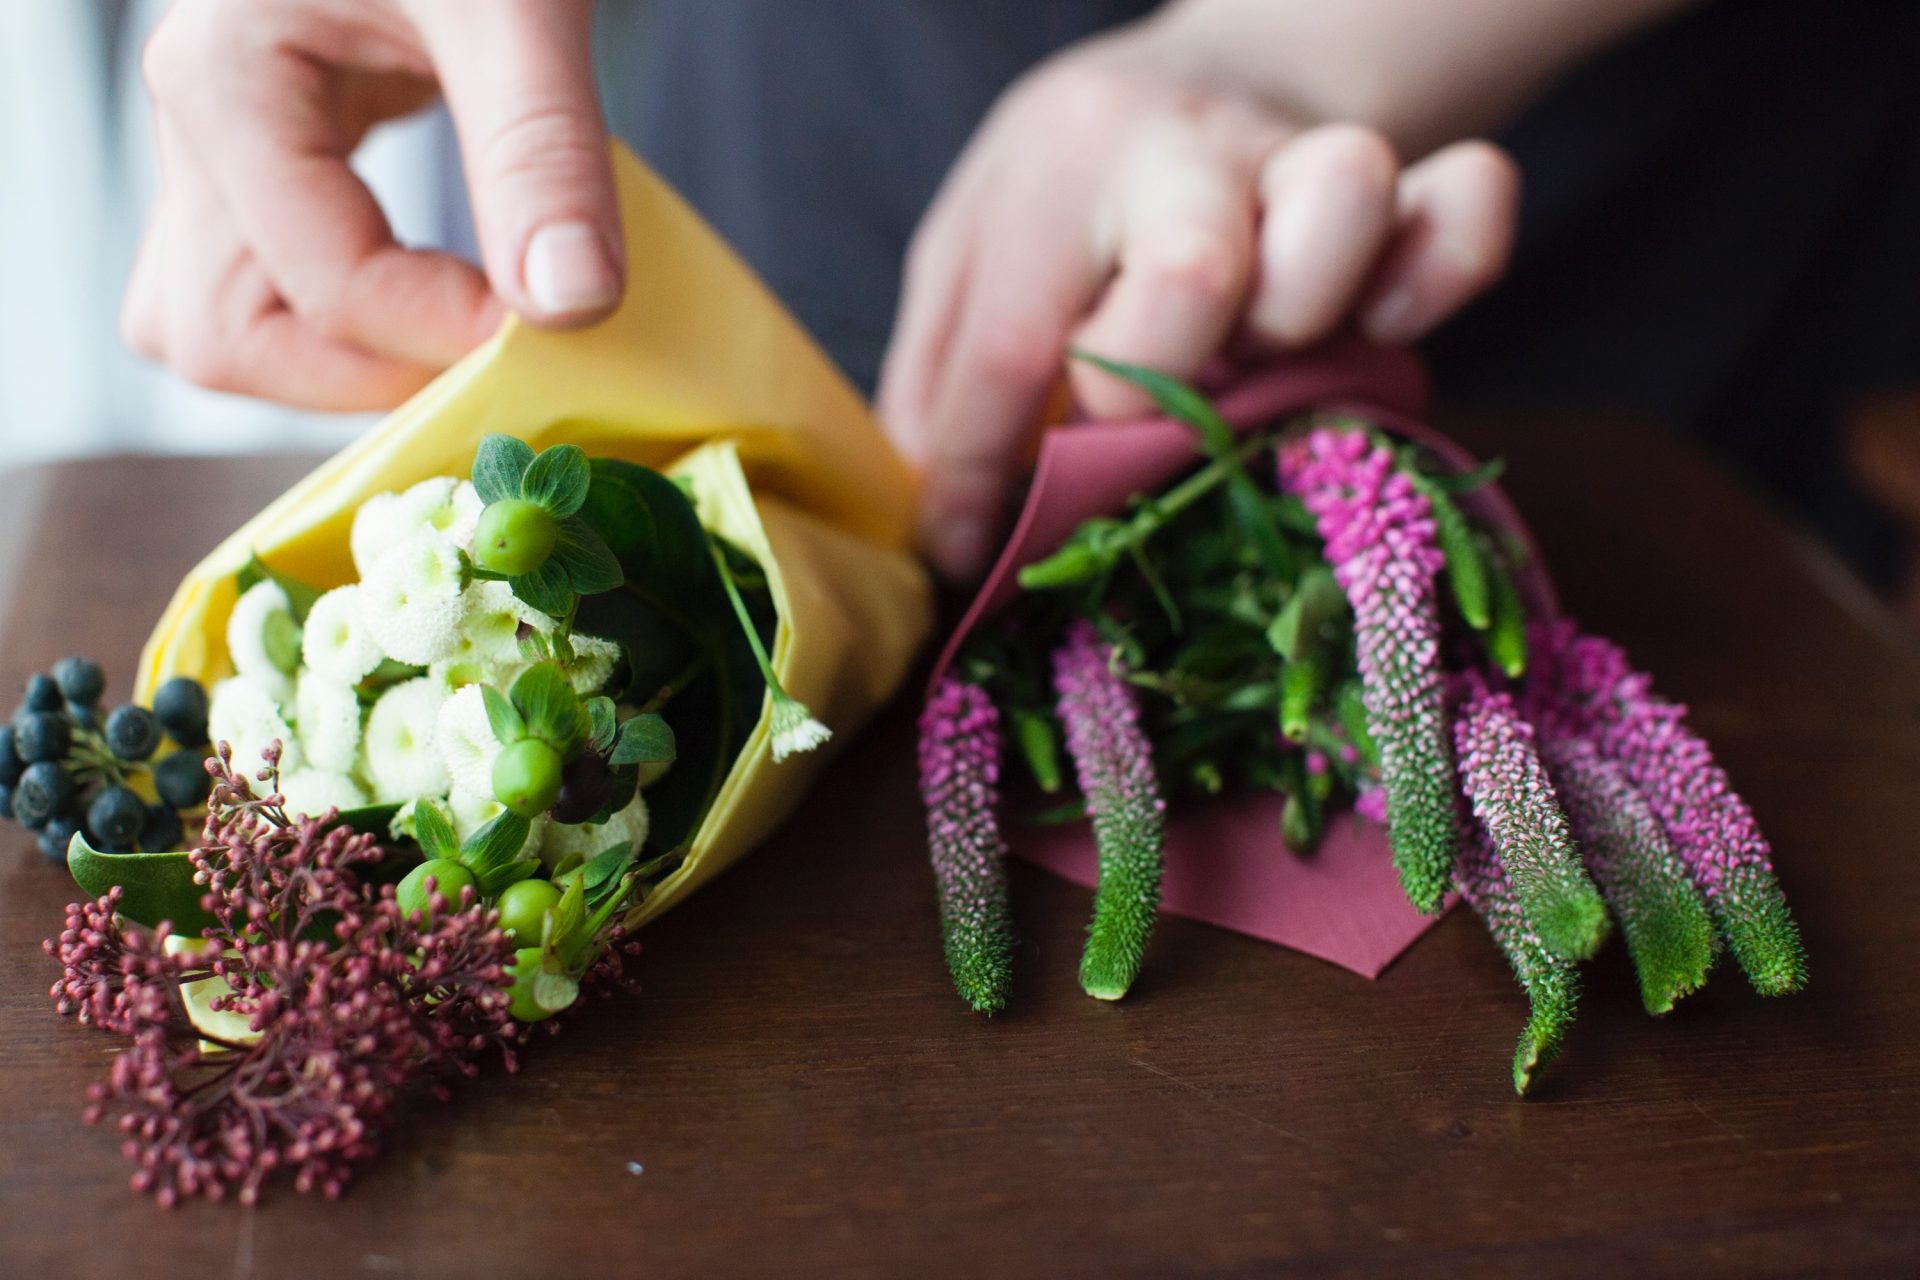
226,580,297,700
562,633,622,695
360,531,466,666
435,684,502,799
301,584,384,683
541,789,650,866
277,768,368,820
449,784,545,857
350,490,406,579
448,481,485,549
769,697,832,762
361,675,452,803
462,579,541,664
209,675,301,774
293,672,363,774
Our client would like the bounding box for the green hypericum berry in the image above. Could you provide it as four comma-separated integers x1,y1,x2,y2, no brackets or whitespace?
473,497,561,576
396,858,478,922
493,737,565,817
495,877,562,944
507,946,560,1022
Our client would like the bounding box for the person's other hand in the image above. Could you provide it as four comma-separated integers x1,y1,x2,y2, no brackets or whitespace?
123,0,622,411
878,29,1520,579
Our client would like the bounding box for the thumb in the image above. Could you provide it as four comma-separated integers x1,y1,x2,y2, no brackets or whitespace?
413,0,624,326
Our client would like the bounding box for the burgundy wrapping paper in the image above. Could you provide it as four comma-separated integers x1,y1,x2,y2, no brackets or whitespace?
929,337,1555,979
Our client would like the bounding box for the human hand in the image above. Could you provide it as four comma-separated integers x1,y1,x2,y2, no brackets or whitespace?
123,0,622,411
878,27,1520,579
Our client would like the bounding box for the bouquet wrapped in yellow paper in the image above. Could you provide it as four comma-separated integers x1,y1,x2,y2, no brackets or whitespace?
35,146,929,1205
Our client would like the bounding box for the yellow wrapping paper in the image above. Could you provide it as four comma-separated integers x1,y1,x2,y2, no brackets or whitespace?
137,144,932,925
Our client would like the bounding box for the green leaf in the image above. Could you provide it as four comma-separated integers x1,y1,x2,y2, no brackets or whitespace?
1335,681,1379,770
531,967,581,1014
520,443,591,518
460,810,534,894
1012,707,1063,793
1280,652,1327,743
586,696,618,752
552,518,625,595
1485,543,1529,678
510,558,575,618
472,434,536,505
237,551,323,623
68,837,214,932
610,712,676,766
1071,350,1234,452
1266,566,1347,662
1429,456,1506,495
579,841,637,904
411,798,458,862
577,466,659,563
1408,473,1491,631
482,685,526,746
510,662,591,756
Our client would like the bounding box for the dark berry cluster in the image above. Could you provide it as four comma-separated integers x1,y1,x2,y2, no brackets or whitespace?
0,657,214,861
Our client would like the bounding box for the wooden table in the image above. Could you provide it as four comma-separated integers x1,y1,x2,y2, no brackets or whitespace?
2,422,1916,1278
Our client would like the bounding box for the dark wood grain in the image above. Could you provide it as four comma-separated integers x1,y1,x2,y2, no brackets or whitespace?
1,428,1916,1279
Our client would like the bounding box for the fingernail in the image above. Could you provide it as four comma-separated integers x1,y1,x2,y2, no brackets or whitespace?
931,513,995,581
1362,285,1423,344
523,221,620,318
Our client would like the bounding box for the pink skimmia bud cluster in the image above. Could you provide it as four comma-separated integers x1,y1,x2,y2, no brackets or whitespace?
45,745,524,1206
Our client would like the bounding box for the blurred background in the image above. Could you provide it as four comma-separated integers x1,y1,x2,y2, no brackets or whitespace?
4,1,1918,611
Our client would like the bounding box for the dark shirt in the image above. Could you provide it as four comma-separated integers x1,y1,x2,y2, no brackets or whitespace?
600,0,1920,579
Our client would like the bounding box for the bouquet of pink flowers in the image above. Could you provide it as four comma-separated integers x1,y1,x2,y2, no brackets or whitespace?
918,342,1805,1092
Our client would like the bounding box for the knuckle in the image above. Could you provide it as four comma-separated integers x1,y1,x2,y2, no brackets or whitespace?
971,317,1062,388
1018,61,1135,130
1313,122,1399,187
1132,224,1245,305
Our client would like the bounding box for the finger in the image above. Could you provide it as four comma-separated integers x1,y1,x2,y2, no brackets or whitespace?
147,15,502,367
1068,116,1265,417
1245,123,1400,347
413,0,624,326
1359,140,1521,344
134,127,442,409
888,183,1107,579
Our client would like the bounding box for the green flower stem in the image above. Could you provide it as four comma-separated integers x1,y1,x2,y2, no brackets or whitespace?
709,542,792,704
1018,435,1270,590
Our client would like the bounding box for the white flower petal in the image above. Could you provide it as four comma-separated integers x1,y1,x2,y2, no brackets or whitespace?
350,491,407,579
209,675,301,774
277,768,368,821
361,675,451,803
448,481,485,550
541,788,650,866
360,531,465,666
435,684,502,799
769,698,832,763
294,672,363,774
302,584,384,684
563,633,622,695
226,580,296,699
461,579,538,665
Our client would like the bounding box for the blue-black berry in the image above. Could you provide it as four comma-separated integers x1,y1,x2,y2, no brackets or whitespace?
40,813,81,862
153,677,211,747
0,781,13,822
88,784,147,852
0,724,20,785
52,656,105,706
65,700,98,732
15,711,70,764
13,761,75,830
155,748,213,810
105,704,163,762
23,673,62,713
140,803,186,852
